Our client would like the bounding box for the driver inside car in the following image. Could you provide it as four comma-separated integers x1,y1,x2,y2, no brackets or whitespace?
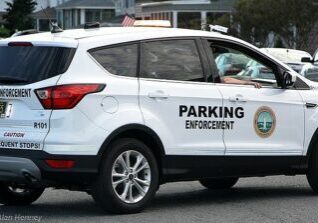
211,45,262,88
222,76,262,88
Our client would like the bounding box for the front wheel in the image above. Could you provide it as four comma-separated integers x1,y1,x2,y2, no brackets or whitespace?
92,138,159,214
199,177,239,190
0,183,45,205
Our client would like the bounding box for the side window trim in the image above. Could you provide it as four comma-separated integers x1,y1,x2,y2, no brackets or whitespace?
140,37,207,83
194,38,211,82
203,38,284,88
201,38,221,83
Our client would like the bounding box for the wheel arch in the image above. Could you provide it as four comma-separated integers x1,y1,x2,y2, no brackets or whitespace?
97,124,166,182
306,128,318,164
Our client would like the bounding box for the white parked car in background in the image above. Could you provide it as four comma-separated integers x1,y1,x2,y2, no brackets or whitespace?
261,48,318,82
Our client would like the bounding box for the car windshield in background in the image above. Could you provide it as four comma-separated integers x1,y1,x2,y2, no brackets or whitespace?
262,48,312,64
287,63,304,74
302,65,318,82
0,46,76,85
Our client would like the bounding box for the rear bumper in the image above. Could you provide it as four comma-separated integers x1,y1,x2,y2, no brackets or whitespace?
0,149,100,187
0,156,41,184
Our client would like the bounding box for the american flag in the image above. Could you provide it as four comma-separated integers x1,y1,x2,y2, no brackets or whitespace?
122,15,135,27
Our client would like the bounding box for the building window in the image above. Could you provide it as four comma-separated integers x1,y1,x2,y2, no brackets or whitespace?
85,9,115,23
178,12,201,30
63,10,72,29
85,10,101,23
77,9,81,25
102,9,115,21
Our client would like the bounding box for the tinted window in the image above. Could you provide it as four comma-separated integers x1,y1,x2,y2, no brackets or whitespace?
90,44,138,77
141,40,204,82
0,46,75,84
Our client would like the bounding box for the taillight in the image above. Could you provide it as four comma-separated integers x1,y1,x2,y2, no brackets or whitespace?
45,160,75,169
8,42,33,47
35,84,105,109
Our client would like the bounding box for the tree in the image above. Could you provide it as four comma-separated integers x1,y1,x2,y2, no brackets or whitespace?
0,27,10,38
233,0,318,51
3,0,37,34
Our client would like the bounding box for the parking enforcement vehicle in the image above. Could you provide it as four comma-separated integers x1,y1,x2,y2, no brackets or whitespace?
1,24,318,214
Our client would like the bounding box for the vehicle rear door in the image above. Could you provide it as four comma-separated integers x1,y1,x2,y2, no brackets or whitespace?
138,38,225,156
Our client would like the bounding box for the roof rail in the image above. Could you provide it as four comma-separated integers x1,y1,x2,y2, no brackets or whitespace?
11,29,40,37
84,22,101,29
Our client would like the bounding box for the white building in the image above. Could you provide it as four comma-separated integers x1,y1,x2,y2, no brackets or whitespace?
136,0,238,29
0,0,70,12
1,0,134,31
56,0,135,29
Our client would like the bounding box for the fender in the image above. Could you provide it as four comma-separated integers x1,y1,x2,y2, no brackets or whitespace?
97,124,166,158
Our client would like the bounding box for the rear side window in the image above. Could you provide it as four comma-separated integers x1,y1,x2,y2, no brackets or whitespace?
90,44,138,77
141,39,204,82
0,46,75,84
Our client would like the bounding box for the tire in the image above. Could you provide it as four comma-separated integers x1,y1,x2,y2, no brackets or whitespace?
307,146,318,193
0,183,45,206
199,177,239,190
92,138,159,214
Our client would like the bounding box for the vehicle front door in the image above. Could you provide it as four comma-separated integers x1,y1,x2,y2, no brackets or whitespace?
204,39,305,158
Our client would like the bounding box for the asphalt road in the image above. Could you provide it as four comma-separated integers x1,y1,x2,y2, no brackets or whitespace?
1,176,318,223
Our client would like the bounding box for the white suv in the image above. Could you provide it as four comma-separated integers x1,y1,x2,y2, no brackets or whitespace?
0,27,318,214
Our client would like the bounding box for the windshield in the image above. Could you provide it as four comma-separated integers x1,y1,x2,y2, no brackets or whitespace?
0,46,76,84
302,65,318,82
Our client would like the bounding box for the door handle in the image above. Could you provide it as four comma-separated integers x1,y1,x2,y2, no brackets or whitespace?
148,91,170,99
229,95,248,102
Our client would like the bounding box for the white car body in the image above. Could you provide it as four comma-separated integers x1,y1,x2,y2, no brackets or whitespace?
1,27,318,212
0,28,308,156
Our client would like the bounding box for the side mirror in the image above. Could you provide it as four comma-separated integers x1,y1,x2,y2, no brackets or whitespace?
301,57,312,63
282,71,297,88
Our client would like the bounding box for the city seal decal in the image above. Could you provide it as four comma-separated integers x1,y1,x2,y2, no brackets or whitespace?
254,106,276,138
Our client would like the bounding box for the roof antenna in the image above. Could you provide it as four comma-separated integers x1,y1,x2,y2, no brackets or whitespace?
40,5,63,33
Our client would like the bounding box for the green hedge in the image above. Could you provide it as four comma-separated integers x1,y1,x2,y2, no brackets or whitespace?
0,27,10,38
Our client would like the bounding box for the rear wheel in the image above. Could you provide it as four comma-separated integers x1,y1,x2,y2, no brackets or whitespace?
0,183,45,205
92,138,159,214
199,178,239,190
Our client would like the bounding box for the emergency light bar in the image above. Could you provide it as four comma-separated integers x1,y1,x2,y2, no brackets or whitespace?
133,20,172,28
209,25,228,34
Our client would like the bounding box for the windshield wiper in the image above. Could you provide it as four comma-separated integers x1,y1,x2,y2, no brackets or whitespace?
0,76,29,84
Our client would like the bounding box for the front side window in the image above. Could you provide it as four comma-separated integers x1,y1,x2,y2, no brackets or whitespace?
209,42,278,87
141,39,204,82
90,44,138,77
